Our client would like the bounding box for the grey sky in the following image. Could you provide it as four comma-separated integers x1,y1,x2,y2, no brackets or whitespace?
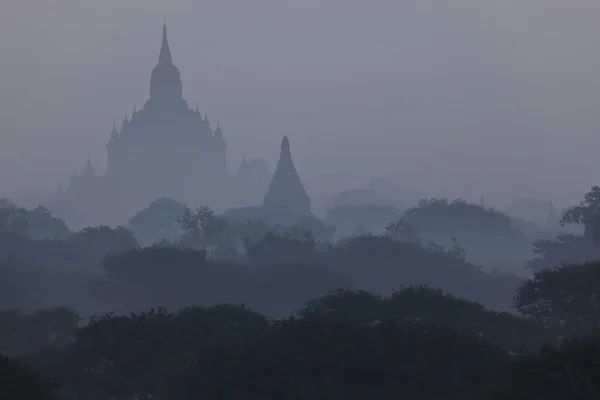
1,0,600,208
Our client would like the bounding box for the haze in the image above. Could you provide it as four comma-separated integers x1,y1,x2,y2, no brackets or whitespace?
2,0,600,209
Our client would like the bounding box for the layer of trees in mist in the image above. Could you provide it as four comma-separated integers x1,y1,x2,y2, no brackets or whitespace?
3,185,600,399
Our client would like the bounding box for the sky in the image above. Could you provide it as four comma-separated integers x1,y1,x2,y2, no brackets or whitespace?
1,0,600,208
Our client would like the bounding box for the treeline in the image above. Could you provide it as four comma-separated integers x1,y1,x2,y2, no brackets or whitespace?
0,232,521,316
3,188,600,320
3,279,600,399
4,187,600,398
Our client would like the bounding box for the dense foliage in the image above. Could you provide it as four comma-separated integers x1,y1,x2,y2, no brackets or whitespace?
0,355,60,400
3,186,600,398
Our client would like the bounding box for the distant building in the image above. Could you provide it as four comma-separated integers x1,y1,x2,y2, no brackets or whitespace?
263,136,311,217
63,23,234,223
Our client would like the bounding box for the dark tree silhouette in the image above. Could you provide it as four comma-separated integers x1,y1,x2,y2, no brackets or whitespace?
516,261,600,336
127,197,187,246
0,355,59,400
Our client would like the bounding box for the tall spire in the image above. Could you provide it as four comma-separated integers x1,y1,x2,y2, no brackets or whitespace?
150,21,182,101
263,136,311,216
159,20,172,64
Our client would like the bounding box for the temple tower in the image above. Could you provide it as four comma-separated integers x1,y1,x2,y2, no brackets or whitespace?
263,136,311,216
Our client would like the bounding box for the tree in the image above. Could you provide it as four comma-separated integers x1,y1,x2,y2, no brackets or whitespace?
562,186,600,241
25,206,70,240
325,204,403,239
496,335,600,399
0,355,60,400
516,261,600,336
299,286,546,350
68,226,138,264
328,233,520,311
384,219,422,244
402,198,532,268
178,206,241,259
172,318,507,400
0,307,79,357
127,197,187,246
179,206,215,248
237,219,271,245
0,207,28,236
527,233,600,273
40,305,271,400
298,289,384,324
244,231,319,264
0,198,17,209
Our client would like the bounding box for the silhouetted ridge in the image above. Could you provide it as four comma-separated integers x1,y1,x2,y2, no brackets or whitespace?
263,136,311,216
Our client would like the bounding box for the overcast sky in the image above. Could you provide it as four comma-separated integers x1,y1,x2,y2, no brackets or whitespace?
2,0,600,207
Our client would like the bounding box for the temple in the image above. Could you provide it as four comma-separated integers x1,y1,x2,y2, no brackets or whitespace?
63,23,231,224
56,23,312,227
263,136,311,216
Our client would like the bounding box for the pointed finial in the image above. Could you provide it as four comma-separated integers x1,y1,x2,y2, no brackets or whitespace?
159,19,172,63
282,135,290,150
112,120,117,133
242,152,247,165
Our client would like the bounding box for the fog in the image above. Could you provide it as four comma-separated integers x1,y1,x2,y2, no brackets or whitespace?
5,3,600,397
2,0,600,208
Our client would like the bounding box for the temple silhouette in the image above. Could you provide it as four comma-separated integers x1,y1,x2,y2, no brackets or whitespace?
59,23,310,226
263,136,311,216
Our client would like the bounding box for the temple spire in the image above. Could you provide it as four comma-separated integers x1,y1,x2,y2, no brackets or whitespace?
159,20,172,63
263,136,311,216
150,22,182,101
